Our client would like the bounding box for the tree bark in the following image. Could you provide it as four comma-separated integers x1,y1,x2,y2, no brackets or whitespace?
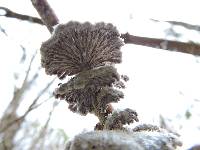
30,0,59,32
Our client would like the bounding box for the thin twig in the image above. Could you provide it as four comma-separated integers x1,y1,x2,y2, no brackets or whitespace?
0,51,40,150
0,78,55,133
31,95,54,110
0,25,8,36
2,51,38,117
27,67,41,87
0,6,43,25
121,33,200,56
29,101,58,150
23,78,55,117
19,45,26,63
151,19,200,32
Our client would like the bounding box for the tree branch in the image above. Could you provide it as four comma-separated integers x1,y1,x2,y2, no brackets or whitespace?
0,51,39,149
2,51,37,118
151,19,200,32
121,33,200,56
0,78,55,133
0,6,43,25
29,0,200,56
2,5,200,56
29,101,58,150
30,0,59,32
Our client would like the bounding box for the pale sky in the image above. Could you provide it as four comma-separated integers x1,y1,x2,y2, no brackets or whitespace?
0,0,200,149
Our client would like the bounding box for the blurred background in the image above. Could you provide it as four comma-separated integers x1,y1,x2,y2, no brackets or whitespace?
0,0,200,149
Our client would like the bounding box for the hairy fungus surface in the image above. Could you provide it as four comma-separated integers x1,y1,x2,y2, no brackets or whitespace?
104,108,139,130
41,21,140,129
53,66,123,115
40,21,123,79
40,21,182,149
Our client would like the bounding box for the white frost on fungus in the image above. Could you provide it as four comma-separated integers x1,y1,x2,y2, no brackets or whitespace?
65,129,182,150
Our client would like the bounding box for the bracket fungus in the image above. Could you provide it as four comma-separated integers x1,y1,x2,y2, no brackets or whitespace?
40,21,182,150
40,21,123,79
40,21,136,127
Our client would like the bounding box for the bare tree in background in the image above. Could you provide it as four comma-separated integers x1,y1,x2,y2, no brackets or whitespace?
0,44,68,149
0,7,67,148
0,0,200,149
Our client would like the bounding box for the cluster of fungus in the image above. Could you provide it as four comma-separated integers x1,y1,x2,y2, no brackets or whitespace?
40,21,139,130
